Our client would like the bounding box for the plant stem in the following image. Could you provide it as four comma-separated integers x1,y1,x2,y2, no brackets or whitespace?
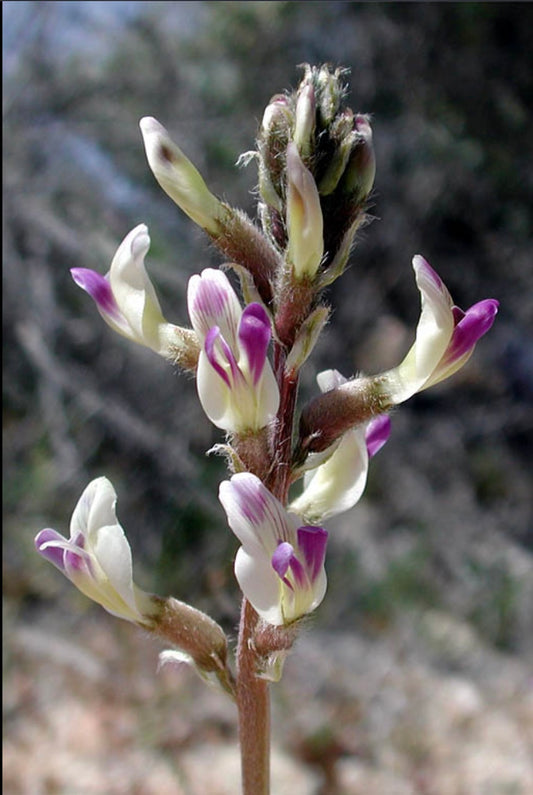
236,597,271,795
266,343,299,503
235,342,300,794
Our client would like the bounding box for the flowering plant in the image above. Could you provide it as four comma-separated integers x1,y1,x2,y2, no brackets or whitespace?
36,64,497,794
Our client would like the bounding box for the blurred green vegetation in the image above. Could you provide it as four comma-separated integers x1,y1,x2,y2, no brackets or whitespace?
3,1,532,652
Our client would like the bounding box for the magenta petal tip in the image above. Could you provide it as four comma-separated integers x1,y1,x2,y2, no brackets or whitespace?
447,298,500,362
366,415,391,458
238,303,271,385
271,542,294,579
296,525,328,582
70,268,121,320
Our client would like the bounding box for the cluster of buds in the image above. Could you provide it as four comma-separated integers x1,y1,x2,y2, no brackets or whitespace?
257,65,375,278
253,65,377,348
36,65,498,689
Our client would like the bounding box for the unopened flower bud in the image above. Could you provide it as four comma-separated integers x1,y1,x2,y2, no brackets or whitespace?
293,83,316,160
317,220,357,288
258,163,284,215
340,114,376,204
142,121,279,305
261,94,292,137
258,94,292,211
140,117,226,235
317,127,356,196
316,64,344,127
284,305,330,374
286,142,324,280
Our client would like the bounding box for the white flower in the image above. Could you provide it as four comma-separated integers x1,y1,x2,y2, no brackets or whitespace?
71,224,185,359
35,477,156,624
381,256,499,403
219,473,328,626
188,268,280,433
290,369,391,523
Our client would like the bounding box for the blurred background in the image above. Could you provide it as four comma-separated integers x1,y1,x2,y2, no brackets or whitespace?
3,2,532,793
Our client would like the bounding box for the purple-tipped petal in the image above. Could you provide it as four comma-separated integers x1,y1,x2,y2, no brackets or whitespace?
297,525,328,582
272,542,295,580
204,327,230,386
35,529,67,571
271,543,305,589
238,303,271,385
204,326,243,387
445,299,499,363
366,415,391,458
452,305,466,325
71,268,122,321
272,541,308,589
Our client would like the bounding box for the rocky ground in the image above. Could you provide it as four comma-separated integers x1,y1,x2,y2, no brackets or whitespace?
4,600,533,795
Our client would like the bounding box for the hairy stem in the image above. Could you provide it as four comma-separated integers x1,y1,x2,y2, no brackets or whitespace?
236,598,271,795
235,340,300,794
266,367,299,504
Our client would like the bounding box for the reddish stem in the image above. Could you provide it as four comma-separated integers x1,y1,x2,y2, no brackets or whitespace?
235,340,300,795
266,350,299,503
236,598,271,795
